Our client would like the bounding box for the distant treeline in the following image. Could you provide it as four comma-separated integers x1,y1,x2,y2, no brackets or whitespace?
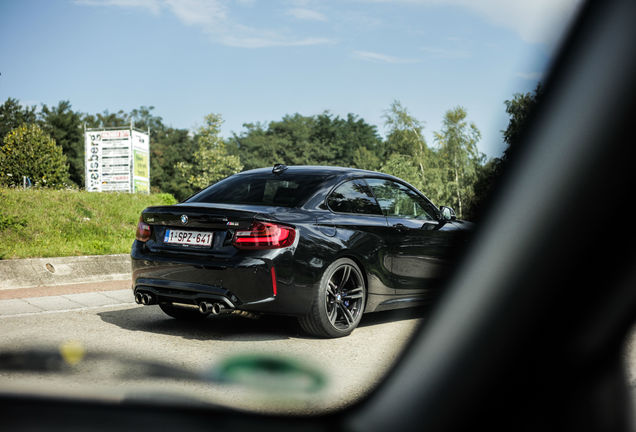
0,87,541,220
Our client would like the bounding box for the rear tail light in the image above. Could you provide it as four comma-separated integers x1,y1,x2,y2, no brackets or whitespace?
233,221,296,250
136,216,151,242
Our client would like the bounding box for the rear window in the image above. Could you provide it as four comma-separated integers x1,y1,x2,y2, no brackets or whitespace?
186,173,326,207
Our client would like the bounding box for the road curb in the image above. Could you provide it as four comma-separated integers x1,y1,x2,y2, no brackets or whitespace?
0,254,131,291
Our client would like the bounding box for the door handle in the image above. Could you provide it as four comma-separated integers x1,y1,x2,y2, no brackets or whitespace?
393,223,408,232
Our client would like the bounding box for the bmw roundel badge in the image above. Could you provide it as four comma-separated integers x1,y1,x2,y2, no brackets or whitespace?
180,215,188,225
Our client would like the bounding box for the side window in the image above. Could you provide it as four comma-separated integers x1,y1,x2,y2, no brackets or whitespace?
365,178,436,221
327,180,383,215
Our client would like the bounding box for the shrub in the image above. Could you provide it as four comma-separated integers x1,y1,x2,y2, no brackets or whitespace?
0,123,70,188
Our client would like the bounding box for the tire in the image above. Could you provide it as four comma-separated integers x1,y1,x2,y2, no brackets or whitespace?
159,302,208,321
298,258,367,338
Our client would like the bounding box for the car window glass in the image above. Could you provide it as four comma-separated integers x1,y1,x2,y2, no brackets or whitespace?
188,174,324,207
366,178,435,221
327,180,382,215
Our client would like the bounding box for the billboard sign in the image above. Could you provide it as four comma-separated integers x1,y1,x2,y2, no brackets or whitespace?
85,127,150,193
132,130,150,193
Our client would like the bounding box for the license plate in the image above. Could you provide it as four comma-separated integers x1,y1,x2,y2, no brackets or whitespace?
164,229,213,247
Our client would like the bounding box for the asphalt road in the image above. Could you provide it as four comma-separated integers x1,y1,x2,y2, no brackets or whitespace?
3,285,636,415
0,286,424,414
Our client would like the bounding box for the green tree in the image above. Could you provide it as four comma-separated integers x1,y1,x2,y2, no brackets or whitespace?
227,122,286,170
227,112,381,170
380,153,421,186
81,109,129,129
434,107,483,219
266,113,335,166
471,158,500,219
471,84,543,219
352,146,381,171
0,124,70,188
127,105,165,132
150,127,197,200
383,100,425,158
381,100,444,202
312,112,382,167
502,83,543,161
177,114,242,191
0,98,37,147
39,101,83,186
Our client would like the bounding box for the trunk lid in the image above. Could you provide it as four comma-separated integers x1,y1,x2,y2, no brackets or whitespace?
141,203,272,256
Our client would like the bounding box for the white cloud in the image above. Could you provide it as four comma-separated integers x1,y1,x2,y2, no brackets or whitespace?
357,0,583,45
458,0,582,45
420,46,470,59
163,0,228,27
75,0,333,48
221,30,333,48
286,8,328,21
353,50,420,64
74,0,163,14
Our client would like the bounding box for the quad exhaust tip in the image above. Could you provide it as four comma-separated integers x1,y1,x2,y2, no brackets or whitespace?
135,292,155,305
135,292,231,315
198,301,227,315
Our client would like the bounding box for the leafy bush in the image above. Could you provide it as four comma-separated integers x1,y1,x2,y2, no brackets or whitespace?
0,124,70,188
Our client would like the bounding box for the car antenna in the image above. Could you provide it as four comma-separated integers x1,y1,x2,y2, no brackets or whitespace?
272,164,288,174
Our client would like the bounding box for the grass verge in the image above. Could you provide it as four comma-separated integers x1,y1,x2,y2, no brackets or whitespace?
0,187,176,259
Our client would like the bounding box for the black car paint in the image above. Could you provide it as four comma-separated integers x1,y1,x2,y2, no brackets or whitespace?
131,166,471,317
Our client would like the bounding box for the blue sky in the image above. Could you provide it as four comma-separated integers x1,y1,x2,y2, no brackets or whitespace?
0,0,581,158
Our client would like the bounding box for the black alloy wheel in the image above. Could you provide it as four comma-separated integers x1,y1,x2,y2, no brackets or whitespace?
299,258,367,338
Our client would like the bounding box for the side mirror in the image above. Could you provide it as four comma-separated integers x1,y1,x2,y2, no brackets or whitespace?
440,206,457,221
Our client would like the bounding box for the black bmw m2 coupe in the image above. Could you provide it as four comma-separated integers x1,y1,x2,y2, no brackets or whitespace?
131,165,471,337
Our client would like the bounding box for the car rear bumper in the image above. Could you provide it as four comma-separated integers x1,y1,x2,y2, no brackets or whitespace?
131,241,315,316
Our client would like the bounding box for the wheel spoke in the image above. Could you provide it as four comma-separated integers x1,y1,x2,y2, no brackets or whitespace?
328,304,338,323
327,281,337,297
343,287,363,300
338,303,354,326
338,265,352,290
321,261,366,332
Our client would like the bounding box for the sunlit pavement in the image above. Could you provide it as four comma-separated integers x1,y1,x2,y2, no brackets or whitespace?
0,289,133,317
0,283,423,413
5,283,636,414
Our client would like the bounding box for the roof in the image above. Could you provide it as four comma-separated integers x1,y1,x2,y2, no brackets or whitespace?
238,165,387,177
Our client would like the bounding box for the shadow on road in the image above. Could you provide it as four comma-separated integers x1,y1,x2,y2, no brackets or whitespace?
97,306,300,342
358,305,432,329
97,304,429,341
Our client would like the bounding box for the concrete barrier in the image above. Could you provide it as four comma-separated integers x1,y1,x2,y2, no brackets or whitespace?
0,254,131,290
